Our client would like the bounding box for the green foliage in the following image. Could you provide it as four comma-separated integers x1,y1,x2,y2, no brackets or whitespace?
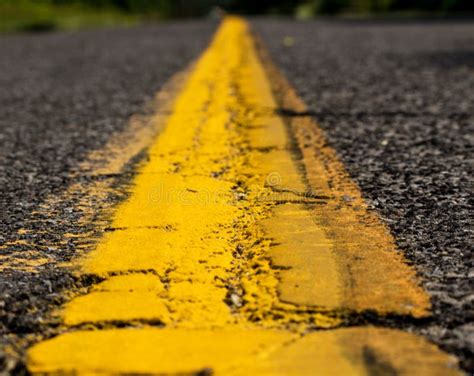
0,0,472,32
0,0,139,32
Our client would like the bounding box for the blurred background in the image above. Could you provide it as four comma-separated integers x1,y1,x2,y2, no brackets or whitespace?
1,0,473,32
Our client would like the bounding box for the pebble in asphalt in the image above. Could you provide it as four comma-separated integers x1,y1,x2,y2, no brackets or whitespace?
253,18,473,372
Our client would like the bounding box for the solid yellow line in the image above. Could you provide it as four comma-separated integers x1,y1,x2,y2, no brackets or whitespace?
27,17,459,375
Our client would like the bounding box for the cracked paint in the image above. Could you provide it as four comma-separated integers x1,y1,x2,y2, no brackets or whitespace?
27,17,459,375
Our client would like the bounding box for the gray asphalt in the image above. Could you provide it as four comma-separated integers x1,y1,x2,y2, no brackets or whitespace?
0,21,217,374
253,18,473,372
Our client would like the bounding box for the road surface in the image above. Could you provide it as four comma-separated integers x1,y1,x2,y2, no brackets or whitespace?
0,16,472,374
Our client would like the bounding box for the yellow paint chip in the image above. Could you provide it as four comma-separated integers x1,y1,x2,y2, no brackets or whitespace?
64,291,170,326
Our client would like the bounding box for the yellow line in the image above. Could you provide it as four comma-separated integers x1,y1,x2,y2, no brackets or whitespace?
0,66,189,273
27,17,460,375
256,35,433,318
28,327,461,375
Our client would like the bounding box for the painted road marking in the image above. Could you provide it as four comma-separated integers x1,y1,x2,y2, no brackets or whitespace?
29,327,459,375
0,68,188,273
27,17,460,375
257,38,433,318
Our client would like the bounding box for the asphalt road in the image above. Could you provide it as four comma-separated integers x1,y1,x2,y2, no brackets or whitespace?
0,18,472,373
253,18,473,371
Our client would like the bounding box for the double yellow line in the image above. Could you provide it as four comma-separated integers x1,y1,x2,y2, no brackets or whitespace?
27,17,460,375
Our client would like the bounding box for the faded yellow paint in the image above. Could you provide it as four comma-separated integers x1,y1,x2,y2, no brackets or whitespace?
27,16,457,375
0,253,51,272
0,64,188,274
250,327,461,376
257,37,432,317
262,204,342,309
28,327,460,375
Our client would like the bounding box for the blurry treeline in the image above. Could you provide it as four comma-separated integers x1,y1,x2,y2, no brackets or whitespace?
3,0,474,17
1,0,473,32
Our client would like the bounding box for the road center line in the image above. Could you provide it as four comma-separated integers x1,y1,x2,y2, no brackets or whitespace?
27,17,460,375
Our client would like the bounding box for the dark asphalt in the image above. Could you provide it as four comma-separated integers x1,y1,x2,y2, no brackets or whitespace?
253,18,473,372
0,21,216,374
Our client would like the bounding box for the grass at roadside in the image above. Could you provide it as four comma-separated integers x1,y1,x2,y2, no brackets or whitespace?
0,1,142,33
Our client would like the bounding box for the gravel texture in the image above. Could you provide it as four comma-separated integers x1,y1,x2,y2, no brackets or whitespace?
253,18,473,372
0,21,216,374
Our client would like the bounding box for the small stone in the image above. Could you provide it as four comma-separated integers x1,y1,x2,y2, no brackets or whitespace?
230,293,243,308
